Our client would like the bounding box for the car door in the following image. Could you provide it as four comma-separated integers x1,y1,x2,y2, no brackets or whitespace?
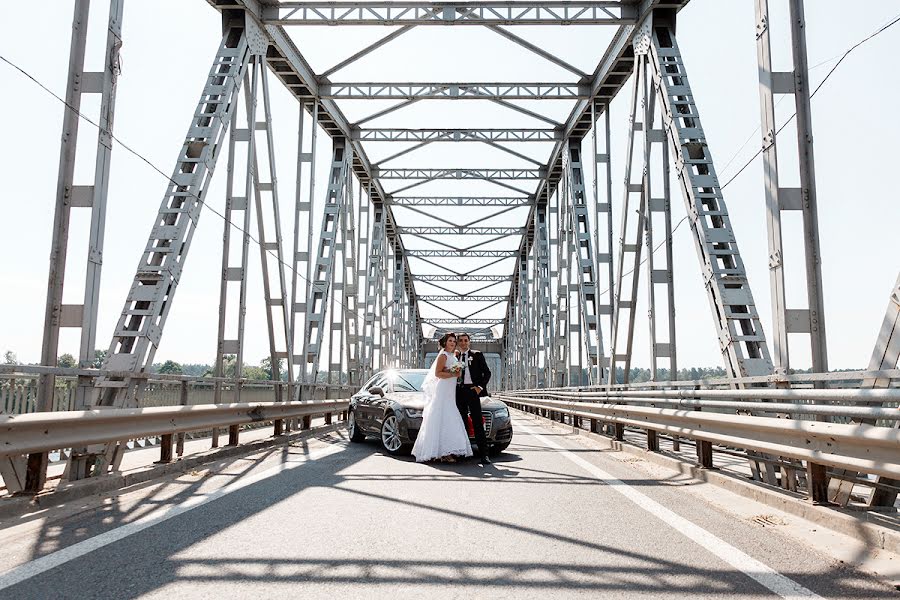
351,375,376,432
369,373,394,431
357,373,388,431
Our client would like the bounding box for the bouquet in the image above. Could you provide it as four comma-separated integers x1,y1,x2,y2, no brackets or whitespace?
447,357,464,375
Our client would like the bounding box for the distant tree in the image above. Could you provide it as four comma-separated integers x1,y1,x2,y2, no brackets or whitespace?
158,360,184,375
181,363,211,377
242,365,268,380
3,350,17,365
91,349,108,369
260,356,286,380
58,353,77,368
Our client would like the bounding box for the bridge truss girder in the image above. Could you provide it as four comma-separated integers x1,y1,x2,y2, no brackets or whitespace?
17,0,832,494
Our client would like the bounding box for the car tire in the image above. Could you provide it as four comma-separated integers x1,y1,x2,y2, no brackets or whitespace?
348,409,366,443
489,441,511,457
380,412,412,456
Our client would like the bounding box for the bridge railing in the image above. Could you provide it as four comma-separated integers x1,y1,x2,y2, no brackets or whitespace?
0,365,353,495
498,369,900,508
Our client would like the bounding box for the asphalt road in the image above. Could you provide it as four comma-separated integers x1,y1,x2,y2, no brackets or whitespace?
0,413,894,599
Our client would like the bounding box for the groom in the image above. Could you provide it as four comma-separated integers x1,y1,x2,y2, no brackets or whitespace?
455,332,492,464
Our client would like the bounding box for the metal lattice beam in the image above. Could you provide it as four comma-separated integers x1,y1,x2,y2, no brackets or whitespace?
377,168,544,180
262,2,638,26
320,83,587,100
405,250,517,258
388,196,533,206
417,295,509,301
398,227,525,235
356,128,559,143
414,274,512,282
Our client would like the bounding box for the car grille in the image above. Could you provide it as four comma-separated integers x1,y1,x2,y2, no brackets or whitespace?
494,427,512,442
482,411,493,436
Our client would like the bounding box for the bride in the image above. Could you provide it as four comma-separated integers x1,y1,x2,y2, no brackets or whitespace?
412,333,473,463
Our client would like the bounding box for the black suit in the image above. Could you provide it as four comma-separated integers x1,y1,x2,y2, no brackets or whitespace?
456,349,492,458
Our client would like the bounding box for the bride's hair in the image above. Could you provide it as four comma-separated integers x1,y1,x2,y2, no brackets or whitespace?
437,332,457,349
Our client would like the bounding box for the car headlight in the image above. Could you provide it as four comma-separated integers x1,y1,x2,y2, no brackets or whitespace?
494,406,509,419
404,408,424,418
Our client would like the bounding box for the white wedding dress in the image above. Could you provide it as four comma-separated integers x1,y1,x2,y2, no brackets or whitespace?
412,350,473,462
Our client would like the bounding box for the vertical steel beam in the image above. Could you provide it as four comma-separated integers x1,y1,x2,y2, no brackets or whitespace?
251,62,295,425
610,65,645,384
25,0,124,491
592,104,616,373
637,54,677,381
214,57,260,413
563,138,607,383
755,0,828,375
290,101,318,391
302,137,352,388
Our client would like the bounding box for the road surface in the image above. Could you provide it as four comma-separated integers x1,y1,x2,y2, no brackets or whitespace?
0,412,894,599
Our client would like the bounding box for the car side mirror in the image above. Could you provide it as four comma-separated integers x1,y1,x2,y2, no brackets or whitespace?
369,386,384,397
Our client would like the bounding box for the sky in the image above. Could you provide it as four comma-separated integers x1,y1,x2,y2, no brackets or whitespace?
1,0,898,372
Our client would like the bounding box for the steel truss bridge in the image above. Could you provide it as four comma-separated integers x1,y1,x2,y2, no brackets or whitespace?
2,0,900,553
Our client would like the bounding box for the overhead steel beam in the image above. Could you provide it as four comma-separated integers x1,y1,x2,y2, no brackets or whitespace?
418,295,509,301
377,168,543,180
414,274,512,282
397,226,525,235
388,196,534,206
262,2,638,26
405,250,518,258
355,128,560,142
320,82,588,100
423,318,503,325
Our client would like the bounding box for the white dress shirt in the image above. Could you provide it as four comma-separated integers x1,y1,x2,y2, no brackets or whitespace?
462,351,474,385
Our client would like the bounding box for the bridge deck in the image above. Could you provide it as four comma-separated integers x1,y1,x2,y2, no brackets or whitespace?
0,414,894,598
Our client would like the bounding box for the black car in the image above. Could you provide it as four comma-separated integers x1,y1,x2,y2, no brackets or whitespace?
348,368,513,457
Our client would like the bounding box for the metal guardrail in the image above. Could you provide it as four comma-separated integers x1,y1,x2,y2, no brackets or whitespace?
0,365,356,496
0,365,355,416
497,394,900,480
0,399,349,457
497,374,900,508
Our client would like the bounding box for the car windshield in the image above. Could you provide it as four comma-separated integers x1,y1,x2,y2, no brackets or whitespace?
390,370,427,392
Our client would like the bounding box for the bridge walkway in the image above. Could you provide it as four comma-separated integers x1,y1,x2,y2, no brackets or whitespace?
0,414,894,599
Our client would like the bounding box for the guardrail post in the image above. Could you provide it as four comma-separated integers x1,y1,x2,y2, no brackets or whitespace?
302,414,311,429
590,418,600,433
158,434,174,464
228,424,240,446
697,440,714,469
614,423,624,441
324,411,332,424
646,429,659,452
806,461,829,504
176,380,187,457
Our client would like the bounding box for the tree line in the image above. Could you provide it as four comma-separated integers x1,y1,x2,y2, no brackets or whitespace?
3,350,286,381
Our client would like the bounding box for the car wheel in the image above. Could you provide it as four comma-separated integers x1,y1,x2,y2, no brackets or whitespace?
489,441,511,457
348,408,366,442
380,412,411,456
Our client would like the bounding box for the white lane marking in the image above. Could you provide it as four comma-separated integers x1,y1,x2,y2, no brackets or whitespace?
0,443,346,590
519,424,823,600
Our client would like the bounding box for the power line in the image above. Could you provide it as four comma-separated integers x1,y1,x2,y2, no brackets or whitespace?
0,53,371,351
719,12,900,190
